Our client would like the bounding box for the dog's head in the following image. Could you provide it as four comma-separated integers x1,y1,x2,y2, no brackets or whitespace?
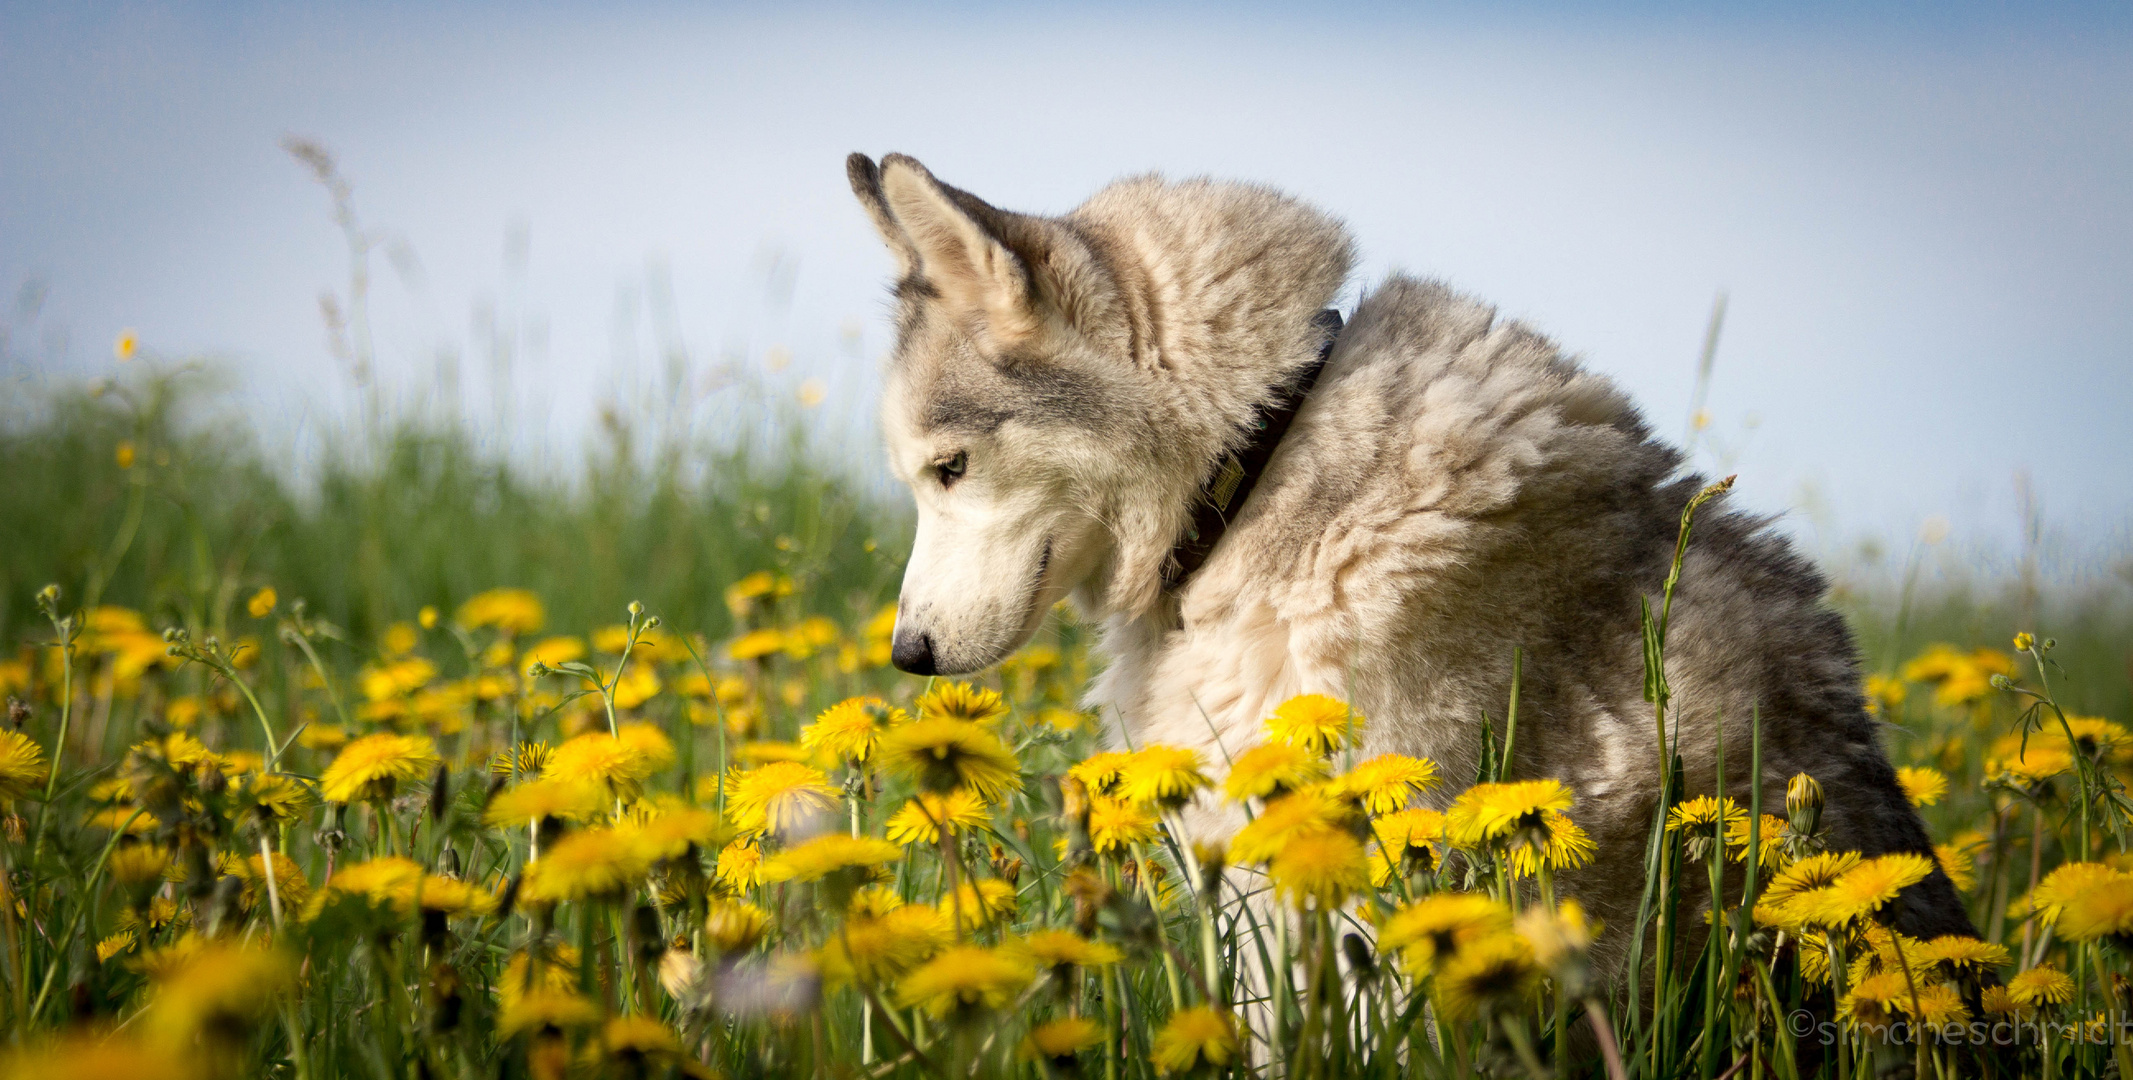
847,153,1158,675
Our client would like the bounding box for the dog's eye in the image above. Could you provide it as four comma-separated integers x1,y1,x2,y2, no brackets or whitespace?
937,451,968,486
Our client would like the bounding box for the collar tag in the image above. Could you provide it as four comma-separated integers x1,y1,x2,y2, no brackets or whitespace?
1163,309,1343,590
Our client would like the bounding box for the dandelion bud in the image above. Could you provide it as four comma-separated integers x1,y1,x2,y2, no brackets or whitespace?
1342,932,1378,985
629,903,664,967
428,764,451,823
35,584,60,615
628,600,645,620
2042,638,2057,651
1192,839,1228,897
1786,773,1823,837
163,627,182,643
203,635,219,651
1989,674,2011,690
642,615,661,631
525,661,551,680
2013,632,2035,652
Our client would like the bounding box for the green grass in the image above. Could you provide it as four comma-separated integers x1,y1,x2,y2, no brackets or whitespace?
0,364,911,653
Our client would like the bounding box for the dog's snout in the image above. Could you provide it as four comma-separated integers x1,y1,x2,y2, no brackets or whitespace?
891,627,938,676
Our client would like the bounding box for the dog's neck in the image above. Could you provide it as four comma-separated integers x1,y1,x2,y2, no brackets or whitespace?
1067,177,1356,617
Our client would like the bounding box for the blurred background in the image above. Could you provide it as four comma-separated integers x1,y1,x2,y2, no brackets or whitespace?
1,1,2128,681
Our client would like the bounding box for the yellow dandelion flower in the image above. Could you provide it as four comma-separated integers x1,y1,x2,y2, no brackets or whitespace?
1665,794,1747,834
1505,811,1596,877
849,884,905,917
760,834,902,884
2055,873,2133,944
1265,693,1365,756
1371,806,1447,854
1725,814,1791,870
1087,795,1159,853
728,628,785,660
324,856,497,918
1913,935,2009,971
1516,899,1596,973
245,587,277,618
497,988,601,1038
0,731,50,801
608,665,663,709
1116,744,1211,808
1444,778,1575,848
1896,766,1947,808
1332,753,1438,814
1023,1016,1105,1061
1014,929,1122,970
1933,843,1977,893
2024,861,2124,925
939,878,1019,931
1756,851,1865,929
1378,893,1514,976
1150,1007,1239,1074
455,588,544,635
600,1015,682,1059
1432,932,1540,1022
1039,707,1092,732
732,740,817,766
318,733,438,803
624,803,729,860
1268,827,1370,908
884,788,991,846
2007,965,2076,1008
0,1034,188,1080
715,840,763,891
222,851,311,912
523,636,586,669
704,899,771,954
544,730,658,797
1067,751,1134,796
802,696,897,764
877,717,1022,800
1908,982,1970,1026
893,944,1034,1017
1228,787,1353,864
1980,985,2018,1015
1798,852,1934,927
820,906,950,986
725,761,841,837
915,681,1010,725
141,940,294,1047
484,778,606,827
107,844,172,889
1863,673,1907,715
1987,738,2073,785
520,828,653,904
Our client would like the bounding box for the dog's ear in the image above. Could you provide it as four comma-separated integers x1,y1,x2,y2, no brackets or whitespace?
876,154,1047,350
846,153,918,277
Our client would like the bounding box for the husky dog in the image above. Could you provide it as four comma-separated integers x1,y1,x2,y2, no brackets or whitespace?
845,152,1974,975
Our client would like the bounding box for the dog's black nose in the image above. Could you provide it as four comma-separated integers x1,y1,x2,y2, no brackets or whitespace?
891,629,937,675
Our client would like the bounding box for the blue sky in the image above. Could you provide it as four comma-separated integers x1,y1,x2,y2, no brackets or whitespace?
2,2,2128,574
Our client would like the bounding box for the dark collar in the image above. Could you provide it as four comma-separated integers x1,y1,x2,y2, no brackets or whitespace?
1163,308,1343,591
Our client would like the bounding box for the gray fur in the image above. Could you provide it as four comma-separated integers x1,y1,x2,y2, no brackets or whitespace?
849,153,1974,980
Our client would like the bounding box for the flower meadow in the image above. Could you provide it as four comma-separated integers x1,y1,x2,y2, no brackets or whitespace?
1,376,2130,1080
